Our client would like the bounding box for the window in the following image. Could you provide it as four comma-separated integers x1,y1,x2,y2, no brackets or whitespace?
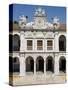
47,40,53,50
37,40,43,50
27,40,32,50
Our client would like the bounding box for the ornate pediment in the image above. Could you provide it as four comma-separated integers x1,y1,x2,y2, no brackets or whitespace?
19,8,60,30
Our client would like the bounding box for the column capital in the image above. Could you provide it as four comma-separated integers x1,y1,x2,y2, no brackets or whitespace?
55,32,59,35
20,31,24,34
55,53,59,56
20,53,25,57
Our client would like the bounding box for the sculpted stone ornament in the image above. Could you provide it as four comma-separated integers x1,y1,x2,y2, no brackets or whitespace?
53,17,60,29
34,7,46,16
19,8,60,30
19,15,27,28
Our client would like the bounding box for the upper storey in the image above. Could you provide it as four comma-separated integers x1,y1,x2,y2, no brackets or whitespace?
18,7,60,30
9,7,66,32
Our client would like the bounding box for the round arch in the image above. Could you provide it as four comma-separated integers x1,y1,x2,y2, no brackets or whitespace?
59,56,66,73
26,56,34,72
46,56,54,73
59,35,66,51
13,34,20,51
36,56,44,73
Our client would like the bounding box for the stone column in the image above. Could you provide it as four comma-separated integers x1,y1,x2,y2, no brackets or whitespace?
34,39,37,52
34,61,36,75
44,39,47,52
54,32,59,52
54,54,59,75
44,60,46,75
43,39,45,52
20,31,25,52
53,39,54,52
33,39,34,51
20,54,25,76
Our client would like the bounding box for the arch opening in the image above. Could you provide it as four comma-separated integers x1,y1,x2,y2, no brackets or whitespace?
9,57,20,73
59,56,66,73
13,57,20,72
46,56,54,73
36,56,44,73
59,35,66,51
26,56,34,72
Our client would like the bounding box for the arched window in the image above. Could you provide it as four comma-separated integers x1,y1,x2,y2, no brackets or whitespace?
36,56,44,72
59,56,66,73
9,34,13,52
13,34,20,51
26,56,34,72
59,35,66,51
13,57,20,72
46,56,54,73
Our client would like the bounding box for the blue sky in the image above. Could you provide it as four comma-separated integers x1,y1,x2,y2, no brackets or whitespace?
13,4,66,24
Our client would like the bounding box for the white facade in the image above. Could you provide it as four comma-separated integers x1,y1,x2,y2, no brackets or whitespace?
9,8,66,77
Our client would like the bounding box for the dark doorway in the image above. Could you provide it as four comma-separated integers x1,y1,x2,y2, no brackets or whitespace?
46,56,54,73
9,56,13,73
13,57,20,72
36,56,44,72
59,57,66,73
59,35,66,51
26,56,34,72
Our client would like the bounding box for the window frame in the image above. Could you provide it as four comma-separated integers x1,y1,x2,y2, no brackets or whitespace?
47,39,53,50
27,40,33,50
37,40,43,50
